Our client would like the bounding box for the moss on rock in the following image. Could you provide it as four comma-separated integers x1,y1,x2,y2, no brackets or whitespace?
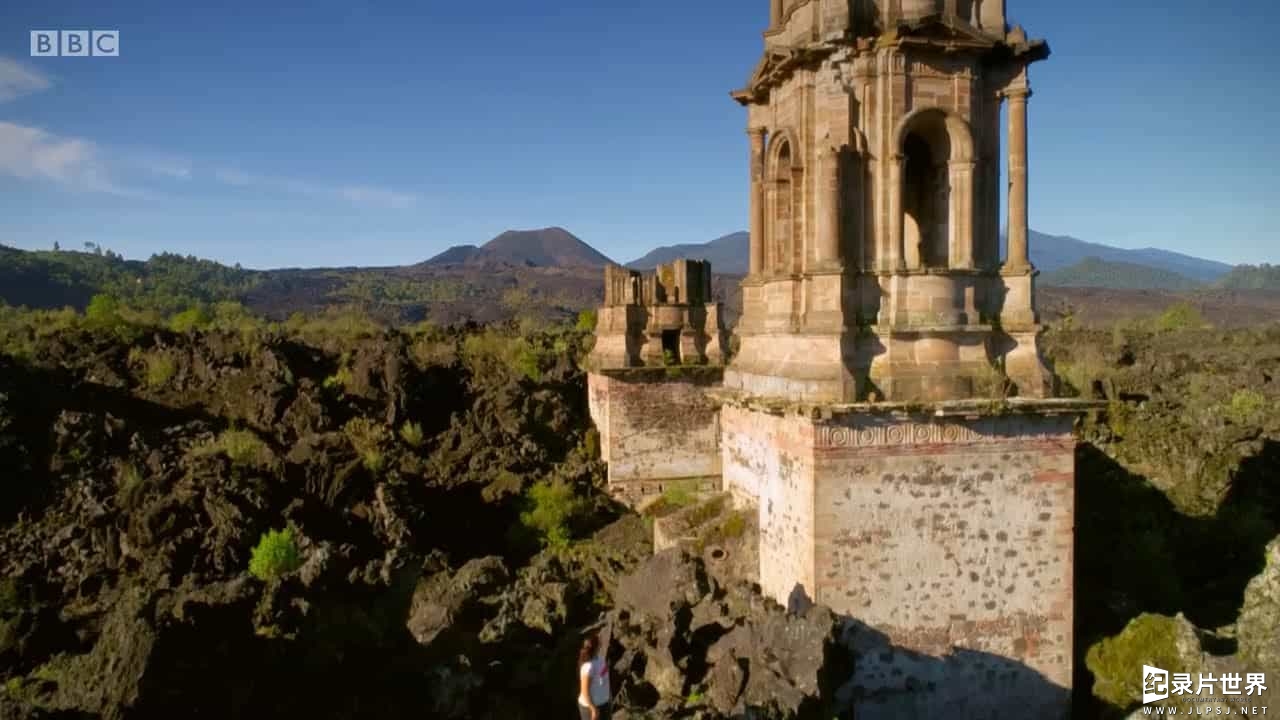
1085,613,1202,709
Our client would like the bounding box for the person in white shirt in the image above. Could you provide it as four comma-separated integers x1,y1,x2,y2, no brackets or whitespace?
576,632,611,720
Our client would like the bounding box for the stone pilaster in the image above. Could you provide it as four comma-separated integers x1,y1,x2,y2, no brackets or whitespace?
952,160,976,269
1004,86,1032,272
770,0,783,27
749,128,767,277
889,154,906,271
817,145,842,268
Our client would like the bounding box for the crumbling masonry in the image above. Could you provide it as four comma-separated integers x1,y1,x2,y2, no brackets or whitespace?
588,1,1095,717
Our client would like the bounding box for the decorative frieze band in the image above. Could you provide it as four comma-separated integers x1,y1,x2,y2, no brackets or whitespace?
816,417,1071,449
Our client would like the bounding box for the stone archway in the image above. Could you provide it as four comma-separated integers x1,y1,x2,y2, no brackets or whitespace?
893,108,976,270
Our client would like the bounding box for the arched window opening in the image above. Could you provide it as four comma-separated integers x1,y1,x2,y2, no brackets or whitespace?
903,128,951,269
771,140,794,274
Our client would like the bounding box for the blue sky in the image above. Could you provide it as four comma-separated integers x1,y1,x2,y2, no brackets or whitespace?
0,0,1276,269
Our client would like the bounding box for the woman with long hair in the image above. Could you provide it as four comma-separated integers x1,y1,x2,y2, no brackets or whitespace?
576,632,611,720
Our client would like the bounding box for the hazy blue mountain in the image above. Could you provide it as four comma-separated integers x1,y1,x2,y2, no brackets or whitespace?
1040,257,1203,291
626,232,749,274
630,229,1233,284
1016,231,1233,282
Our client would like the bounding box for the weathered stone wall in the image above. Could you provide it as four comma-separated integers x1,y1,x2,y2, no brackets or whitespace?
721,404,816,605
722,403,1076,717
813,413,1075,716
588,370,724,504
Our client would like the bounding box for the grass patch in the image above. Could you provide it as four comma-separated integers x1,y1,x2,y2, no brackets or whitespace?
399,421,425,448
1226,389,1267,424
194,429,274,470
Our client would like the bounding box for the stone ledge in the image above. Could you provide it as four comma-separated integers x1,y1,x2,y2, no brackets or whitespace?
708,387,1103,420
591,366,726,384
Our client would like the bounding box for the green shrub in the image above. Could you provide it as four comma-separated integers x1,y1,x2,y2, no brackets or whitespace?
85,293,122,326
399,421,425,448
323,366,354,393
1153,302,1206,332
129,348,177,389
514,346,544,382
248,528,302,582
575,309,598,332
461,330,549,382
344,417,391,473
1085,614,1194,708
169,306,213,333
519,479,585,550
1227,389,1267,424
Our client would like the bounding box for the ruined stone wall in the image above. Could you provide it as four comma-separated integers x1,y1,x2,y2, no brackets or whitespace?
813,413,1075,716
721,404,816,605
721,404,1076,717
587,370,724,504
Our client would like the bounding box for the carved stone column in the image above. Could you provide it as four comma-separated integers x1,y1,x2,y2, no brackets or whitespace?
889,153,905,271
749,128,767,277
771,0,783,27
952,160,976,269
817,146,841,266
1005,86,1032,272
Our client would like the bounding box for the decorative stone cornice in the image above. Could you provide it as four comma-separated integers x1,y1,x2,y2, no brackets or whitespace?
732,44,839,106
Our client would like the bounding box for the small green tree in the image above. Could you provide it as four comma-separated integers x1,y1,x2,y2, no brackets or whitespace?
575,309,597,332
249,528,302,582
169,306,213,333
519,479,584,549
85,294,122,326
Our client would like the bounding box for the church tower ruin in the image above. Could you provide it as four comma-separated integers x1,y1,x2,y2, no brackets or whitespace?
729,0,1052,403
587,1,1096,716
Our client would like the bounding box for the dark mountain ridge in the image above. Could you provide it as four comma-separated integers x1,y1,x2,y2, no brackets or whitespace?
424,227,615,269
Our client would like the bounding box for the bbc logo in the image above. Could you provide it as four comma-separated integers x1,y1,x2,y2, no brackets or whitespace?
30,30,119,57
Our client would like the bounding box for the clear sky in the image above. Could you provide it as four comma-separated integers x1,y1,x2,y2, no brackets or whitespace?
0,0,1276,269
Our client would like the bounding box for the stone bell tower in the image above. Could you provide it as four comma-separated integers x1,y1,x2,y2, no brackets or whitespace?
712,2,1095,717
587,2,1096,716
728,0,1053,403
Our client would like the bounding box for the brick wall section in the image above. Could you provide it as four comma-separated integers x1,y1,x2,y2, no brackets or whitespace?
587,370,724,502
721,404,816,606
815,414,1075,716
722,404,1076,717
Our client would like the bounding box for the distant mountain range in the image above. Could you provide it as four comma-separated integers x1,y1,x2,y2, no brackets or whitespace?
424,227,615,269
626,232,750,273
627,229,1238,284
3,227,1275,329
1040,257,1203,291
